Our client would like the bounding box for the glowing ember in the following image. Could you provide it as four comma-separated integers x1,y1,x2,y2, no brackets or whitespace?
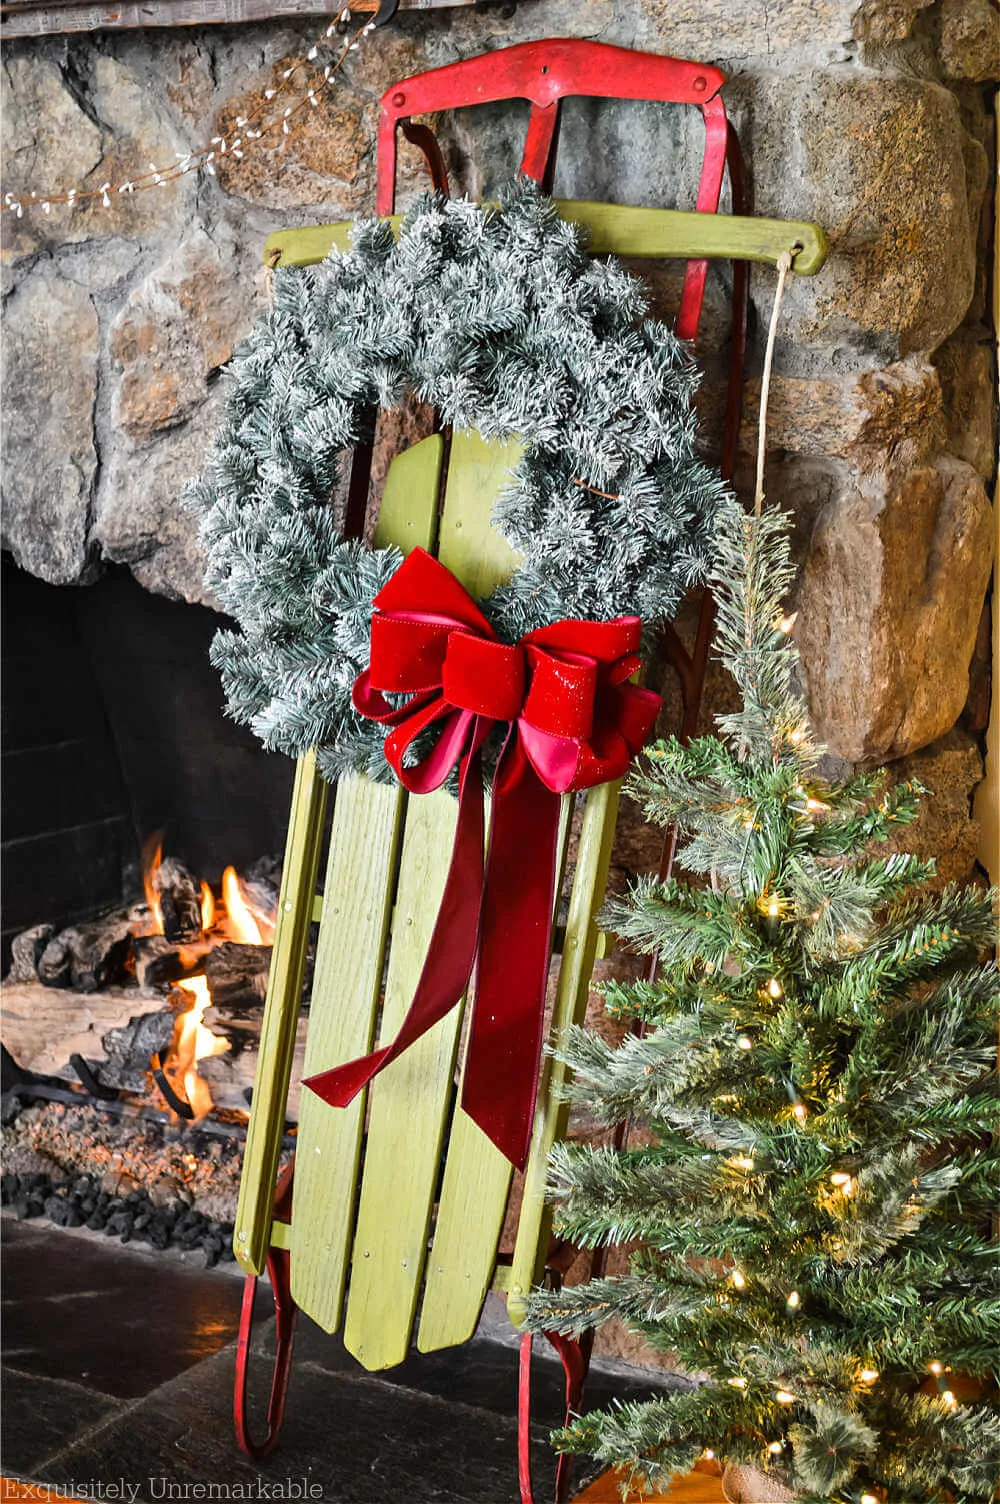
222,865,264,945
200,880,216,932
171,975,230,1120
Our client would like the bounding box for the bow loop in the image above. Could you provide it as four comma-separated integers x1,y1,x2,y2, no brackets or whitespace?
367,613,452,694
521,647,598,741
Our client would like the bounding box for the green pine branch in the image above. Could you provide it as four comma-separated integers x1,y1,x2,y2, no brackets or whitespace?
528,499,999,1502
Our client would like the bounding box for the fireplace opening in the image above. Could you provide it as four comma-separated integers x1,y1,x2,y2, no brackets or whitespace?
2,552,295,963
2,553,306,1248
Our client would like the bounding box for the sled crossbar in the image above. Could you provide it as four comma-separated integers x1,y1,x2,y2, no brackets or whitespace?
263,200,828,276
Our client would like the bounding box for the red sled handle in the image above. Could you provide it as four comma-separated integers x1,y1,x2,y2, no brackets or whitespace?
374,39,729,341
376,38,724,200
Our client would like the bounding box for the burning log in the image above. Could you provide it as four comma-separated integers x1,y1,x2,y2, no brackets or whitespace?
8,923,55,982
0,981,174,1091
153,857,204,942
235,857,280,944
203,942,271,1010
132,934,209,990
36,913,135,992
197,1017,308,1119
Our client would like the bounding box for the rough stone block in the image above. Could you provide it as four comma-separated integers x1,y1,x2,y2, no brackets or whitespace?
880,730,986,890
933,336,997,481
698,359,949,472
0,54,103,260
939,0,1000,81
1,268,99,586
637,0,859,63
852,0,934,43
749,71,983,362
213,47,369,211
110,226,266,440
1,46,192,259
94,399,219,606
797,454,994,762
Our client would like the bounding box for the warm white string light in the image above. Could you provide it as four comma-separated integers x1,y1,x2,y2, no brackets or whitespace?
1,7,374,217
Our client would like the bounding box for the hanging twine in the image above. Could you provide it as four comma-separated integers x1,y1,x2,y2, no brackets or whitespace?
754,247,795,517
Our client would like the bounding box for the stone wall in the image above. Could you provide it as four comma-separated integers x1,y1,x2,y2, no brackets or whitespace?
1,0,996,1370
3,0,995,775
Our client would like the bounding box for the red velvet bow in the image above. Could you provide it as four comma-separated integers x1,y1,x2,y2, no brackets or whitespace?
303,548,661,1169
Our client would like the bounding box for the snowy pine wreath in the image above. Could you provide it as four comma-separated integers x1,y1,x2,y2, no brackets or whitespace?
184,179,728,784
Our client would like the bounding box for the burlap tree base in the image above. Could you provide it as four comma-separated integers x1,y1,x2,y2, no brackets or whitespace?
721,1464,797,1503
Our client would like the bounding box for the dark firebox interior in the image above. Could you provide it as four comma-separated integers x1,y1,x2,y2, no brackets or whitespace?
2,554,295,965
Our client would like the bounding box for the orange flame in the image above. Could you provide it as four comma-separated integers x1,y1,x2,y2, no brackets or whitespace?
200,880,216,933
222,865,263,945
139,832,165,937
172,975,230,1120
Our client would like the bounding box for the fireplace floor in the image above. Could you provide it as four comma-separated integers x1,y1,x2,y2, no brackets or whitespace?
2,1221,675,1503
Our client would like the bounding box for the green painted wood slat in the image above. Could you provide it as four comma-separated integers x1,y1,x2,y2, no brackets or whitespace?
418,796,573,1353
343,428,523,1369
263,201,827,275
288,435,444,1332
414,431,529,1355
234,748,328,1275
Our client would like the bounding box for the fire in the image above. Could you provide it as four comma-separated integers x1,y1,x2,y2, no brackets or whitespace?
172,975,230,1120
129,834,279,1119
200,880,216,932
139,832,165,936
222,865,264,945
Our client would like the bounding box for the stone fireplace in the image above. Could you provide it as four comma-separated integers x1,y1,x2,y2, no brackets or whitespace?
0,0,996,1361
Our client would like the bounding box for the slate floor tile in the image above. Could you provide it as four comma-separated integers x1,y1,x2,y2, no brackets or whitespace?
35,1341,556,1504
1,1368,123,1477
1,1219,669,1504
2,1222,243,1400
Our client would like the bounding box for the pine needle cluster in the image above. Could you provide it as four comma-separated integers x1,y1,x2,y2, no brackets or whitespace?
183,180,727,783
527,497,1000,1503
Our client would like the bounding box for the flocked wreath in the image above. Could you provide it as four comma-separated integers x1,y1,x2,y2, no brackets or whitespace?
184,179,728,784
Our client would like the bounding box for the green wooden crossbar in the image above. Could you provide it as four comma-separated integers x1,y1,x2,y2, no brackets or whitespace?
263,200,827,275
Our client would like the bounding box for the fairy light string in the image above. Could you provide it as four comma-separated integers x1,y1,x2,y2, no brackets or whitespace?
1,6,374,218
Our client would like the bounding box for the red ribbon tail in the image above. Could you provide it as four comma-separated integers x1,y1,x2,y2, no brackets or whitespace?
461,742,562,1172
303,742,487,1112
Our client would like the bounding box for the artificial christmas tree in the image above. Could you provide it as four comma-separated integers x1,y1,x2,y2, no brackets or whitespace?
528,497,1000,1503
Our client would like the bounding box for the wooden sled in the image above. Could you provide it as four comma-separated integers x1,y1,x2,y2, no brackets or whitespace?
231,37,827,1503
